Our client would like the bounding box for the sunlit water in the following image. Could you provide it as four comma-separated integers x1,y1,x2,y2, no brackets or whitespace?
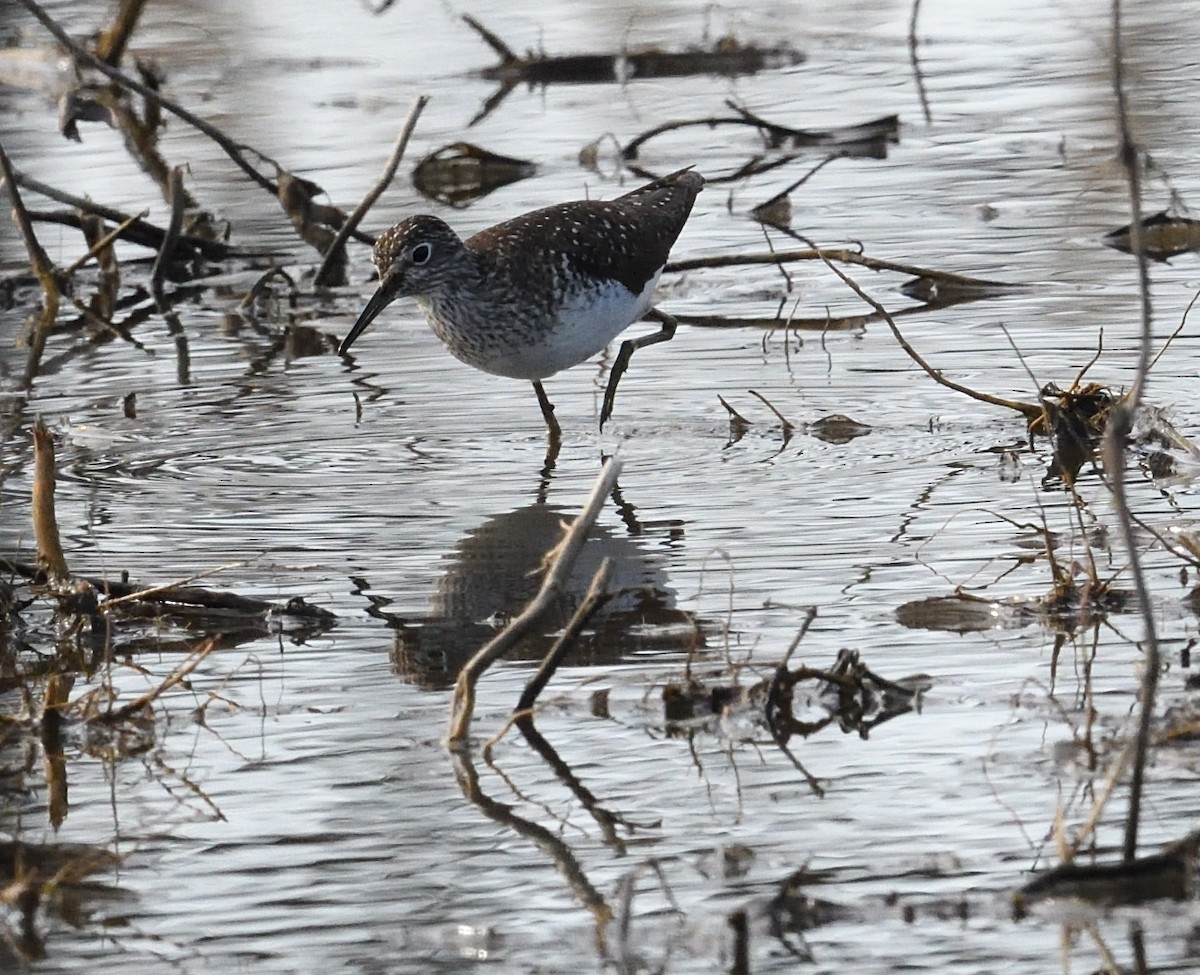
2,0,1200,971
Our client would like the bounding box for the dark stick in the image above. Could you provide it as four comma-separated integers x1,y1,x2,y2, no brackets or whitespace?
907,0,933,125
18,0,277,194
516,559,613,712
150,165,186,303
1109,0,1159,866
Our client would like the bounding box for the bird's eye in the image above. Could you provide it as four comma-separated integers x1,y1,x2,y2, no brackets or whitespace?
411,242,432,265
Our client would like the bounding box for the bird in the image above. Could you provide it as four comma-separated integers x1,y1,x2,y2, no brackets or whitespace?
337,168,704,439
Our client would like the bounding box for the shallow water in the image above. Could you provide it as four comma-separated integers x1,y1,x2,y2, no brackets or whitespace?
2,0,1200,971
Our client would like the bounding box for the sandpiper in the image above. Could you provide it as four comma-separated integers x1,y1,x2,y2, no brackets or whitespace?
338,168,703,438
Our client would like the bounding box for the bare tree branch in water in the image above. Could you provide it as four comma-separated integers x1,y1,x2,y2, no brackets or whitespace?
1107,0,1160,867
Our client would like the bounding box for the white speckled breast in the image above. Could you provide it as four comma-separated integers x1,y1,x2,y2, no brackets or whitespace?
420,268,662,381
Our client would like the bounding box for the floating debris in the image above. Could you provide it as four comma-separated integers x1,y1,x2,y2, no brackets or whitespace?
1103,211,1200,261
663,648,929,742
412,142,536,207
467,15,802,85
899,273,1028,304
1035,381,1115,485
895,594,1014,634
807,414,872,444
1016,830,1199,907
463,15,804,124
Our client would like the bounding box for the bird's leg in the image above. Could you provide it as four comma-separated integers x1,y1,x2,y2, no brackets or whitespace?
535,434,560,505
533,380,563,443
599,307,678,430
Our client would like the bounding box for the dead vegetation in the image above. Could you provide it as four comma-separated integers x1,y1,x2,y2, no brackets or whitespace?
2,0,1199,966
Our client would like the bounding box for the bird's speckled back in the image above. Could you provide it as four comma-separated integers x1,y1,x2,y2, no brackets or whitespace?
465,168,703,298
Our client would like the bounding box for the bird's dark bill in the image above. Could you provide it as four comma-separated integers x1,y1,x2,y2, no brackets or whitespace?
339,288,393,356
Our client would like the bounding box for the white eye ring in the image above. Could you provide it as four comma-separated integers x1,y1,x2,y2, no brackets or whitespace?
411,242,432,265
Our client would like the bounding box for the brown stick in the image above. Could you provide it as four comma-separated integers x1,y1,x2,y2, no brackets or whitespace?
795,233,1043,421
92,634,221,723
1108,0,1159,866
62,210,148,276
93,0,147,66
447,457,622,747
0,141,60,310
32,418,69,580
314,94,429,287
515,558,613,712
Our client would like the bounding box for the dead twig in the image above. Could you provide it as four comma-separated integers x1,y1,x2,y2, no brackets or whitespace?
31,418,69,581
150,165,186,305
907,0,933,125
90,634,221,723
447,457,622,747
1108,0,1159,866
1148,286,1197,372
315,94,429,288
748,389,795,437
62,210,147,276
793,233,1043,421
515,558,614,713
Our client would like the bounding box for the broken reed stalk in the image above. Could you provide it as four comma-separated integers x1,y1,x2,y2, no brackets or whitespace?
315,94,430,288
446,457,622,748
1108,0,1159,866
31,418,69,580
0,141,60,316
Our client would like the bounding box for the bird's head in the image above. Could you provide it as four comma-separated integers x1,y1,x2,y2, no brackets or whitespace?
338,215,465,356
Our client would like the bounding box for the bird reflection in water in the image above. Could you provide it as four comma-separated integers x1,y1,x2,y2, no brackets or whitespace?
379,498,700,690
